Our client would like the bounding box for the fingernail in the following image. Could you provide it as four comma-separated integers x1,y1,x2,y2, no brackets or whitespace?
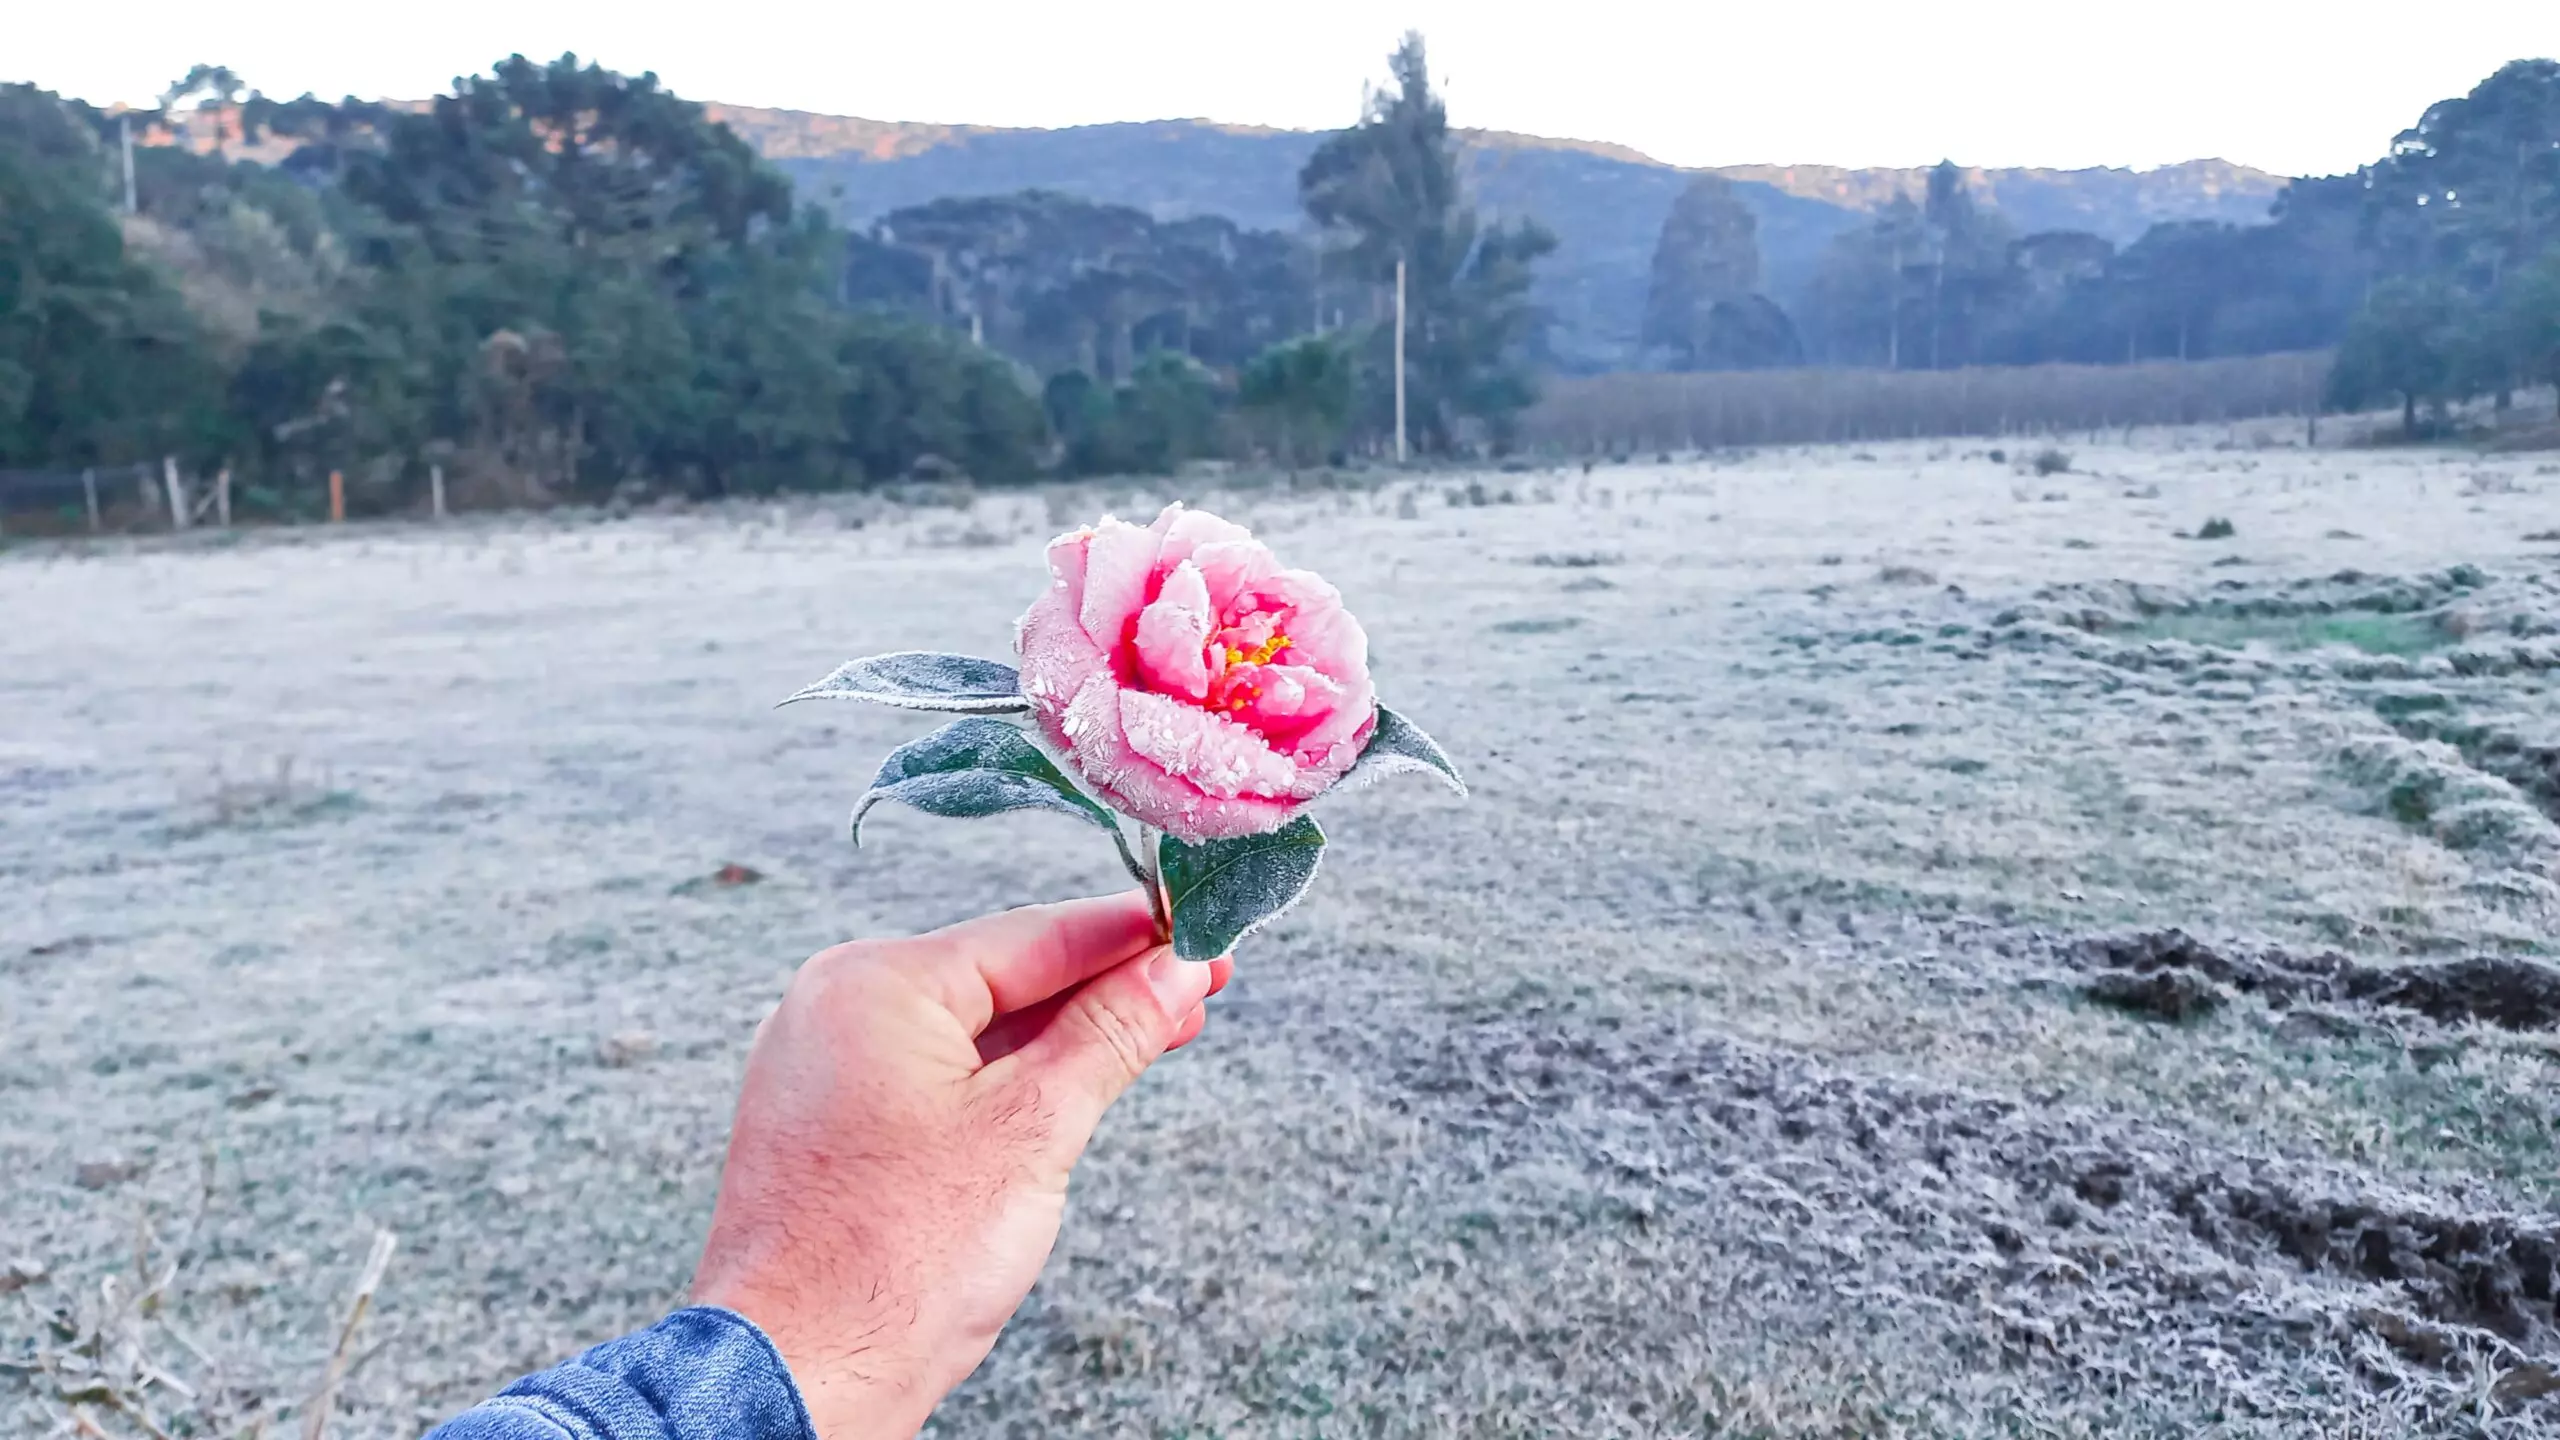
1145,946,1215,1012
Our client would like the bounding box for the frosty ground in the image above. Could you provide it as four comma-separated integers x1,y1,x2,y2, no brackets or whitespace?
6,425,2560,1437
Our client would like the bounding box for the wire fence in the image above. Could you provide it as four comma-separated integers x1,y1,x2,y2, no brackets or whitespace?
0,353,2353,534
0,459,235,537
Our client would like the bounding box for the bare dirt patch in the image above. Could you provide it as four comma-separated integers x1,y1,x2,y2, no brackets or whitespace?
2080,929,2560,1032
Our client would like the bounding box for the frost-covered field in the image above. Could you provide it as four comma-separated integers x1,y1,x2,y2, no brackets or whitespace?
7,426,2560,1437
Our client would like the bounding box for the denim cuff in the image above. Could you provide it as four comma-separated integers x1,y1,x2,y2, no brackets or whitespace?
427,1306,818,1440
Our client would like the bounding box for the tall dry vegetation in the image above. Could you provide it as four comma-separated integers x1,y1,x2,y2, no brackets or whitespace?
1520,350,2332,452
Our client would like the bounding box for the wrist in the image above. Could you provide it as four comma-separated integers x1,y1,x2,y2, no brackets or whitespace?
691,1279,939,1440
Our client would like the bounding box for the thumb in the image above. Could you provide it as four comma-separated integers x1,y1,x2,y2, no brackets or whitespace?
998,944,1216,1152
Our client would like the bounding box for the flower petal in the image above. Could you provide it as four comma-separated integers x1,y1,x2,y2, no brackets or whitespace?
1043,526,1093,624
1078,515,1162,658
1155,504,1256,571
1118,689,1300,802
1284,678,1376,786
1132,560,1214,703
1043,673,1301,839
1266,569,1369,678
1190,539,1283,618
1016,531,1112,719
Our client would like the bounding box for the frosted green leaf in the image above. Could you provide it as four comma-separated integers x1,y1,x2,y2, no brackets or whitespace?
851,718,1117,844
1340,705,1466,795
783,652,1027,714
1159,816,1326,960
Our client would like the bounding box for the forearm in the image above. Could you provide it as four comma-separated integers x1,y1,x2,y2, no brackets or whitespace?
426,1307,816,1440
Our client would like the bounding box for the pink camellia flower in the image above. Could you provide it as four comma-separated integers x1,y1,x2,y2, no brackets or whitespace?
1016,504,1377,841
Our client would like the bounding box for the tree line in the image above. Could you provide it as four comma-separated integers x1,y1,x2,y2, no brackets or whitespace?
1645,163,2366,376
1641,57,2560,442
0,36,1546,523
19,43,2545,521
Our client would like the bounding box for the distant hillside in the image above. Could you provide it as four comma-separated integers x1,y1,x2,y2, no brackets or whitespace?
707,106,2290,374
1718,160,2287,240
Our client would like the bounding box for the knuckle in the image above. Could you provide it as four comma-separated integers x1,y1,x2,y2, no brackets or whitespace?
1069,993,1159,1085
804,938,885,981
796,940,898,1003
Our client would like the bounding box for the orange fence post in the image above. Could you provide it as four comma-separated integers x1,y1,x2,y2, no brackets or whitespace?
329,470,345,523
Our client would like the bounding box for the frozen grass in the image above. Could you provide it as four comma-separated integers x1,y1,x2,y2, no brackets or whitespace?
2132,610,2449,657
5,420,2560,1436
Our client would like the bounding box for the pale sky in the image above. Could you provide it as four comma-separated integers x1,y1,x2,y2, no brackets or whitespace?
8,0,2549,177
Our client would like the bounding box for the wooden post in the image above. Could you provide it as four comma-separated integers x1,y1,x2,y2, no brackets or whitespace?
1392,256,1408,464
163,456,190,532
82,468,100,534
328,469,345,524
214,466,232,527
429,463,447,521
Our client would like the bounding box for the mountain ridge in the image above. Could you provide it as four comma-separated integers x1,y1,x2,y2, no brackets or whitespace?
701,103,2289,225
703,105,2290,371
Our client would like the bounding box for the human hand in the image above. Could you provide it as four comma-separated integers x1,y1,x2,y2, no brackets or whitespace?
688,892,1228,1440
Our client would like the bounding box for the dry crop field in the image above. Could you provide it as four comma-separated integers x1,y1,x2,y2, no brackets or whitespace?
7,424,2560,1437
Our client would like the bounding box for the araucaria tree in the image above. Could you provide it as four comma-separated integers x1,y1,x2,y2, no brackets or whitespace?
1297,32,1554,454
1644,176,1800,371
2328,59,2560,421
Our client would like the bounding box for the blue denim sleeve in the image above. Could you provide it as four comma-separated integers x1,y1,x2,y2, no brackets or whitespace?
424,1306,818,1440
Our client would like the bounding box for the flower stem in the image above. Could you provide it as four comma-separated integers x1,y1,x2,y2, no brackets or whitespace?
1111,820,1170,941
1136,823,1170,943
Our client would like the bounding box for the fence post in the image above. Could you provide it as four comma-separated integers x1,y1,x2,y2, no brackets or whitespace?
215,466,232,528
430,463,447,521
329,470,345,524
82,468,100,534
163,456,190,532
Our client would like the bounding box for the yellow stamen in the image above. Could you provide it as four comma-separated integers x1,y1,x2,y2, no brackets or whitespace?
1237,632,1292,667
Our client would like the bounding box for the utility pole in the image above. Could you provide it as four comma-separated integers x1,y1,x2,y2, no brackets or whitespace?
120,114,136,214
1393,257,1408,464
1886,235,1902,371
1929,238,1944,371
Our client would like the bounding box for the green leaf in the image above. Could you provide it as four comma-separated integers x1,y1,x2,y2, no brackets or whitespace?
1341,705,1466,795
783,651,1027,714
1158,816,1326,960
851,718,1118,844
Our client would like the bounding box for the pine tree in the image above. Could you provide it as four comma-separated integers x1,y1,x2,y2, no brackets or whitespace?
1297,33,1553,452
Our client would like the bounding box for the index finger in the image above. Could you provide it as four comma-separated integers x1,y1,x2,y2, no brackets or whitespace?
905,891,1162,1036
